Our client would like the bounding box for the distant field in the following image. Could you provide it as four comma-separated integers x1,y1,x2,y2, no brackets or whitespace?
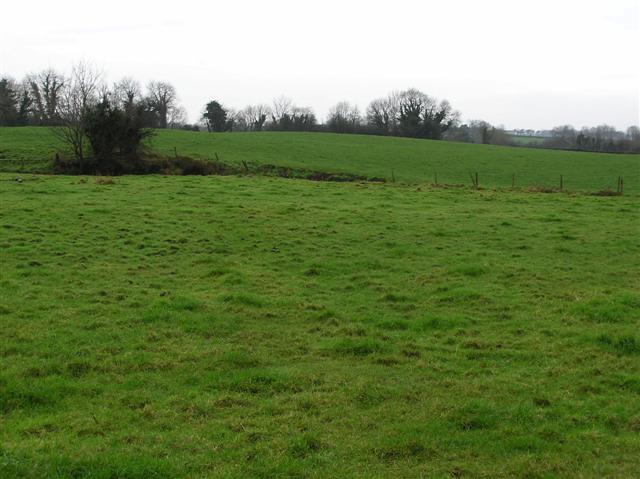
1,173,639,477
1,127,638,193
508,135,548,146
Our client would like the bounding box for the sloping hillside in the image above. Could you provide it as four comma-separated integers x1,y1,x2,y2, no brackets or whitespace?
1,127,638,192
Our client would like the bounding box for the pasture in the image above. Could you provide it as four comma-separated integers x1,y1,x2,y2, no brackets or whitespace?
1,127,638,193
1,172,639,478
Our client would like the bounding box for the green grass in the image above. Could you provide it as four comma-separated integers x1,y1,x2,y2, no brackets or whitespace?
1,173,639,477
508,135,549,146
1,127,638,192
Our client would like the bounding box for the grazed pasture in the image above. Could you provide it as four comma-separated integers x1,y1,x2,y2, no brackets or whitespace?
1,173,639,478
1,127,638,193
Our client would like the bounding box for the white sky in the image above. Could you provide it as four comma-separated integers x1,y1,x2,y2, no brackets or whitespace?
1,0,638,130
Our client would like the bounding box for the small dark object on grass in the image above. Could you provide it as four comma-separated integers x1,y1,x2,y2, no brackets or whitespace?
96,177,116,185
527,186,557,194
592,189,622,197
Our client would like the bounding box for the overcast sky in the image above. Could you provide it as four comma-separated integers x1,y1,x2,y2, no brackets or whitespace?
1,0,638,130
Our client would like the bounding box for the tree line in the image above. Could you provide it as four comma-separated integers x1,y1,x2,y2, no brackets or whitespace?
0,69,185,130
542,125,640,153
0,66,462,140
1,64,638,153
202,89,459,140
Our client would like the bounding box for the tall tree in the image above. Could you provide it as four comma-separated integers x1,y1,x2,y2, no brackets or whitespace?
366,96,398,134
27,68,65,125
53,62,102,164
146,81,177,129
327,101,361,133
16,82,34,126
113,77,142,113
367,89,457,139
202,100,228,132
271,96,293,125
0,78,18,126
241,104,271,131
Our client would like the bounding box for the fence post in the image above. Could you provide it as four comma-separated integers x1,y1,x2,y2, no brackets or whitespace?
560,175,563,191
475,172,479,189
512,173,515,188
620,177,624,195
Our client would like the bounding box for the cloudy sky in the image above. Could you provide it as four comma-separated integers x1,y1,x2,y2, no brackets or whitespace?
1,0,638,129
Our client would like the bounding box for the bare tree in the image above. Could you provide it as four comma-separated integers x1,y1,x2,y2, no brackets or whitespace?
268,97,316,131
231,108,249,131
626,126,640,152
291,106,317,130
327,101,361,133
113,77,141,112
271,96,293,124
146,81,177,129
548,125,578,149
27,68,65,125
52,62,102,163
168,105,188,129
238,104,271,131
366,93,400,133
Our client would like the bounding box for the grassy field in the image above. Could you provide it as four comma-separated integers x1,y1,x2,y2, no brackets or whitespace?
1,127,638,193
1,173,639,478
507,135,548,147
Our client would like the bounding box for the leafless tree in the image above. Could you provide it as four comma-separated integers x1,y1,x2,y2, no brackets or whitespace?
238,104,271,131
327,101,361,132
366,94,400,133
271,96,293,123
230,109,249,131
113,77,142,112
146,80,177,128
27,68,65,125
168,105,188,129
548,125,578,149
627,126,640,152
52,62,102,163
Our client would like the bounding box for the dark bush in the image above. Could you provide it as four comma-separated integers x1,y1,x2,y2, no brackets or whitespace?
54,97,154,175
84,98,154,175
140,156,238,175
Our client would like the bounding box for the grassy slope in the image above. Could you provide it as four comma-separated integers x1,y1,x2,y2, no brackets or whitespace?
1,127,638,192
1,174,639,477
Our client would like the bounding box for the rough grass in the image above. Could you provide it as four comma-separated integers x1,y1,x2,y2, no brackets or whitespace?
1,173,639,477
1,127,639,192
